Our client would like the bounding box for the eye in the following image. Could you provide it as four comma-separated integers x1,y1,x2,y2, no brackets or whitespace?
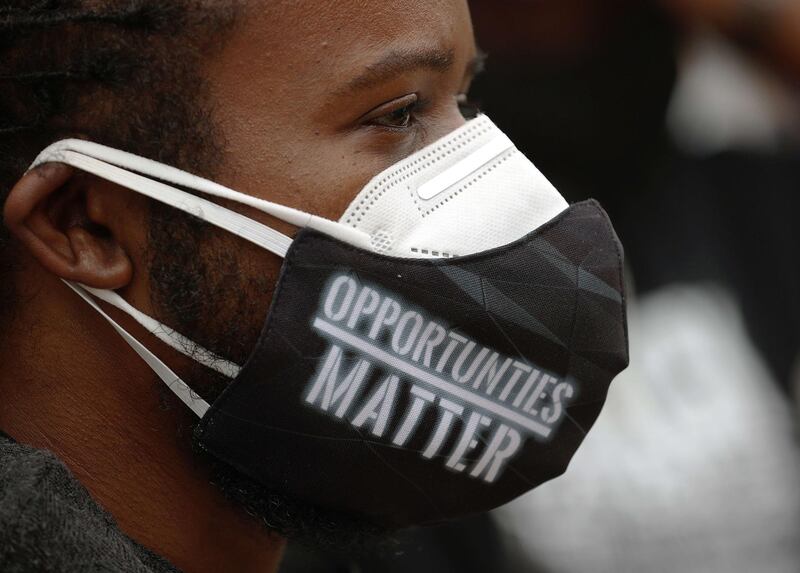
363,94,420,130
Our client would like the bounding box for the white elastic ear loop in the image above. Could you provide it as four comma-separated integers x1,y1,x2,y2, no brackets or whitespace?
31,139,372,251
28,139,369,419
63,281,210,418
49,150,294,258
81,286,241,379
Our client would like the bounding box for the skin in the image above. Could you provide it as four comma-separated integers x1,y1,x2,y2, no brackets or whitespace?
0,1,478,572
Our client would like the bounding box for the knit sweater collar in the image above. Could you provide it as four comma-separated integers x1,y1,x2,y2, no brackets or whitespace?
0,430,181,573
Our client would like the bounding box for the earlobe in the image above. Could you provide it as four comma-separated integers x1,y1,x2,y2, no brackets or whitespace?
3,162,134,289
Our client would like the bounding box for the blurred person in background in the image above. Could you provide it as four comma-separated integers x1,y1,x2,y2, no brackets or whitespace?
469,0,800,392
464,1,800,572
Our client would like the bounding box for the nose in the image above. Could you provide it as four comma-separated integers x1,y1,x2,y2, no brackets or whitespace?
424,103,469,146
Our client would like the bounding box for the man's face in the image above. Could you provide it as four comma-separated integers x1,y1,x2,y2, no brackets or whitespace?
127,0,479,541
210,0,477,219
143,0,479,372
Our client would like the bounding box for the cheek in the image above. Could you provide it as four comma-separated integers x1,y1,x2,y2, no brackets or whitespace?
302,148,386,220
244,135,400,223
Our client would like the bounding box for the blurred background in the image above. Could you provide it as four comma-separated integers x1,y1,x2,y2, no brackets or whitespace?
280,1,800,571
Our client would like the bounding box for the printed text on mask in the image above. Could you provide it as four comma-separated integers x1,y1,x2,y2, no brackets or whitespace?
305,274,576,484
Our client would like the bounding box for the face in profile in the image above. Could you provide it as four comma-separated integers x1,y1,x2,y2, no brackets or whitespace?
0,0,483,552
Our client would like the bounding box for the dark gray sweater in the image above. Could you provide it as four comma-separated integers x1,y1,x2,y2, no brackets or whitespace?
0,431,180,573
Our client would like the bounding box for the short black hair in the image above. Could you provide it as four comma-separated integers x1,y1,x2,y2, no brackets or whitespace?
0,0,237,326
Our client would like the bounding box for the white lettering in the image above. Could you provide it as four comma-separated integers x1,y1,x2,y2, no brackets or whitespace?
324,275,357,322
352,374,400,437
476,355,513,395
305,345,371,418
423,398,464,459
446,412,491,472
512,368,542,408
470,425,523,483
540,381,575,424
411,321,447,367
452,343,491,385
498,361,533,402
435,332,468,373
392,385,436,446
307,273,574,482
391,311,424,356
524,374,559,414
368,297,401,340
346,287,380,330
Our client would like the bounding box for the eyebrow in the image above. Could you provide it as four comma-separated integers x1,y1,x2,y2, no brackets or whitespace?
342,47,485,94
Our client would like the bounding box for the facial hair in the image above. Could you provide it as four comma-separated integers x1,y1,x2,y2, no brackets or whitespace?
144,203,389,548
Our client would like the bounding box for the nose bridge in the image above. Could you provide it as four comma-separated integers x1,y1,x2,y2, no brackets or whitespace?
425,105,469,146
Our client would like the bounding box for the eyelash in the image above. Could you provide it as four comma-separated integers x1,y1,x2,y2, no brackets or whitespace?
368,96,427,130
368,94,481,132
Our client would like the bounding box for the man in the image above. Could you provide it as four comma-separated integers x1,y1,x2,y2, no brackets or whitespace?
0,1,628,572
0,2,483,571
0,1,500,571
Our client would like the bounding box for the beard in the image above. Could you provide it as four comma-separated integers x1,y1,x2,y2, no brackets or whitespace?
146,202,276,395
201,452,388,551
144,203,390,550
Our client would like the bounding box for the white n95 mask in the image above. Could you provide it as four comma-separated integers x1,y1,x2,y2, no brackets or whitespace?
30,114,629,527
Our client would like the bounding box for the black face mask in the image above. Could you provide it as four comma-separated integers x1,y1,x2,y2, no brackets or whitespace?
194,200,627,527
35,117,628,528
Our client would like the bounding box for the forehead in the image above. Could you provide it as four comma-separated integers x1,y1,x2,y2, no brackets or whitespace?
202,0,476,209
217,0,475,91
246,0,472,51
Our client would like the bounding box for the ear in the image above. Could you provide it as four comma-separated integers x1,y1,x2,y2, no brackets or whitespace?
3,162,134,289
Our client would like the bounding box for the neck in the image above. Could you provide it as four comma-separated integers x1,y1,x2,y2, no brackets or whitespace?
0,265,284,573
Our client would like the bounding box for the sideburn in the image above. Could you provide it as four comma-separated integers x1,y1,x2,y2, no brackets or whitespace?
146,202,279,403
